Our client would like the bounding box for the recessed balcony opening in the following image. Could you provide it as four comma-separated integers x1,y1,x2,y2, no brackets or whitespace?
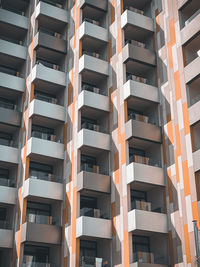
183,32,200,67
128,140,162,168
80,152,109,176
130,189,165,214
26,200,61,226
23,244,60,267
80,239,111,267
123,0,152,17
0,205,14,230
0,85,23,112
127,100,159,126
82,4,107,28
37,0,66,9
0,248,12,266
29,160,63,184
132,234,169,265
0,0,30,16
79,193,110,220
36,53,64,72
195,171,200,201
31,116,63,144
34,88,63,106
0,165,16,188
179,0,200,29
82,37,107,61
126,66,155,87
81,75,108,96
81,109,108,134
187,76,200,107
0,62,25,78
0,124,19,148
191,121,200,152
0,29,26,46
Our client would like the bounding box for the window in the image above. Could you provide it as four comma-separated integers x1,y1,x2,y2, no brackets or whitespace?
129,148,145,159
0,97,15,110
29,161,53,181
23,245,49,264
34,90,57,104
81,154,97,172
80,240,97,259
0,65,17,76
128,108,144,120
0,132,13,146
131,190,146,210
27,202,51,217
0,168,9,186
31,124,55,141
81,117,98,131
132,235,150,254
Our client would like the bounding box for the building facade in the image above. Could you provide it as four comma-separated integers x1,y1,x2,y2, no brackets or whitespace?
0,0,199,266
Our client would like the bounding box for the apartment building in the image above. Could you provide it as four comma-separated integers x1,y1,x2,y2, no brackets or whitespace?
0,0,199,266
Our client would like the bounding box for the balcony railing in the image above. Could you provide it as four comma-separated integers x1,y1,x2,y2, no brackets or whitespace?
129,155,161,167
124,6,144,15
31,131,58,142
125,39,145,48
82,84,101,94
36,60,61,71
82,50,102,60
34,92,58,104
0,65,19,77
23,262,59,267
0,100,16,110
133,251,167,265
27,214,53,225
128,112,148,123
82,122,100,132
38,28,61,39
81,163,99,173
0,177,15,187
0,220,12,230
80,207,109,220
29,173,62,183
83,18,100,26
126,73,147,84
80,256,110,267
131,200,164,213
38,0,63,8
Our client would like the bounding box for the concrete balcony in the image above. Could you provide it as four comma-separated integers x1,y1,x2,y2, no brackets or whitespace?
0,229,13,248
0,8,29,31
35,1,68,32
128,209,168,234
77,171,110,194
23,177,63,201
0,39,27,61
34,31,67,54
122,44,156,71
193,149,200,172
27,137,64,160
123,80,159,104
78,90,109,112
31,64,66,88
0,145,19,164
76,216,112,239
125,119,162,143
180,12,200,45
0,71,25,92
77,129,110,151
0,186,17,205
79,55,109,77
21,222,61,245
0,107,21,126
80,0,107,11
188,100,200,125
79,21,108,43
126,162,165,188
121,10,154,41
29,99,65,122
184,56,200,84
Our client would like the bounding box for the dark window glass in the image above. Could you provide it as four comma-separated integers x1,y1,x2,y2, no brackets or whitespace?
23,245,49,263
132,235,150,254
